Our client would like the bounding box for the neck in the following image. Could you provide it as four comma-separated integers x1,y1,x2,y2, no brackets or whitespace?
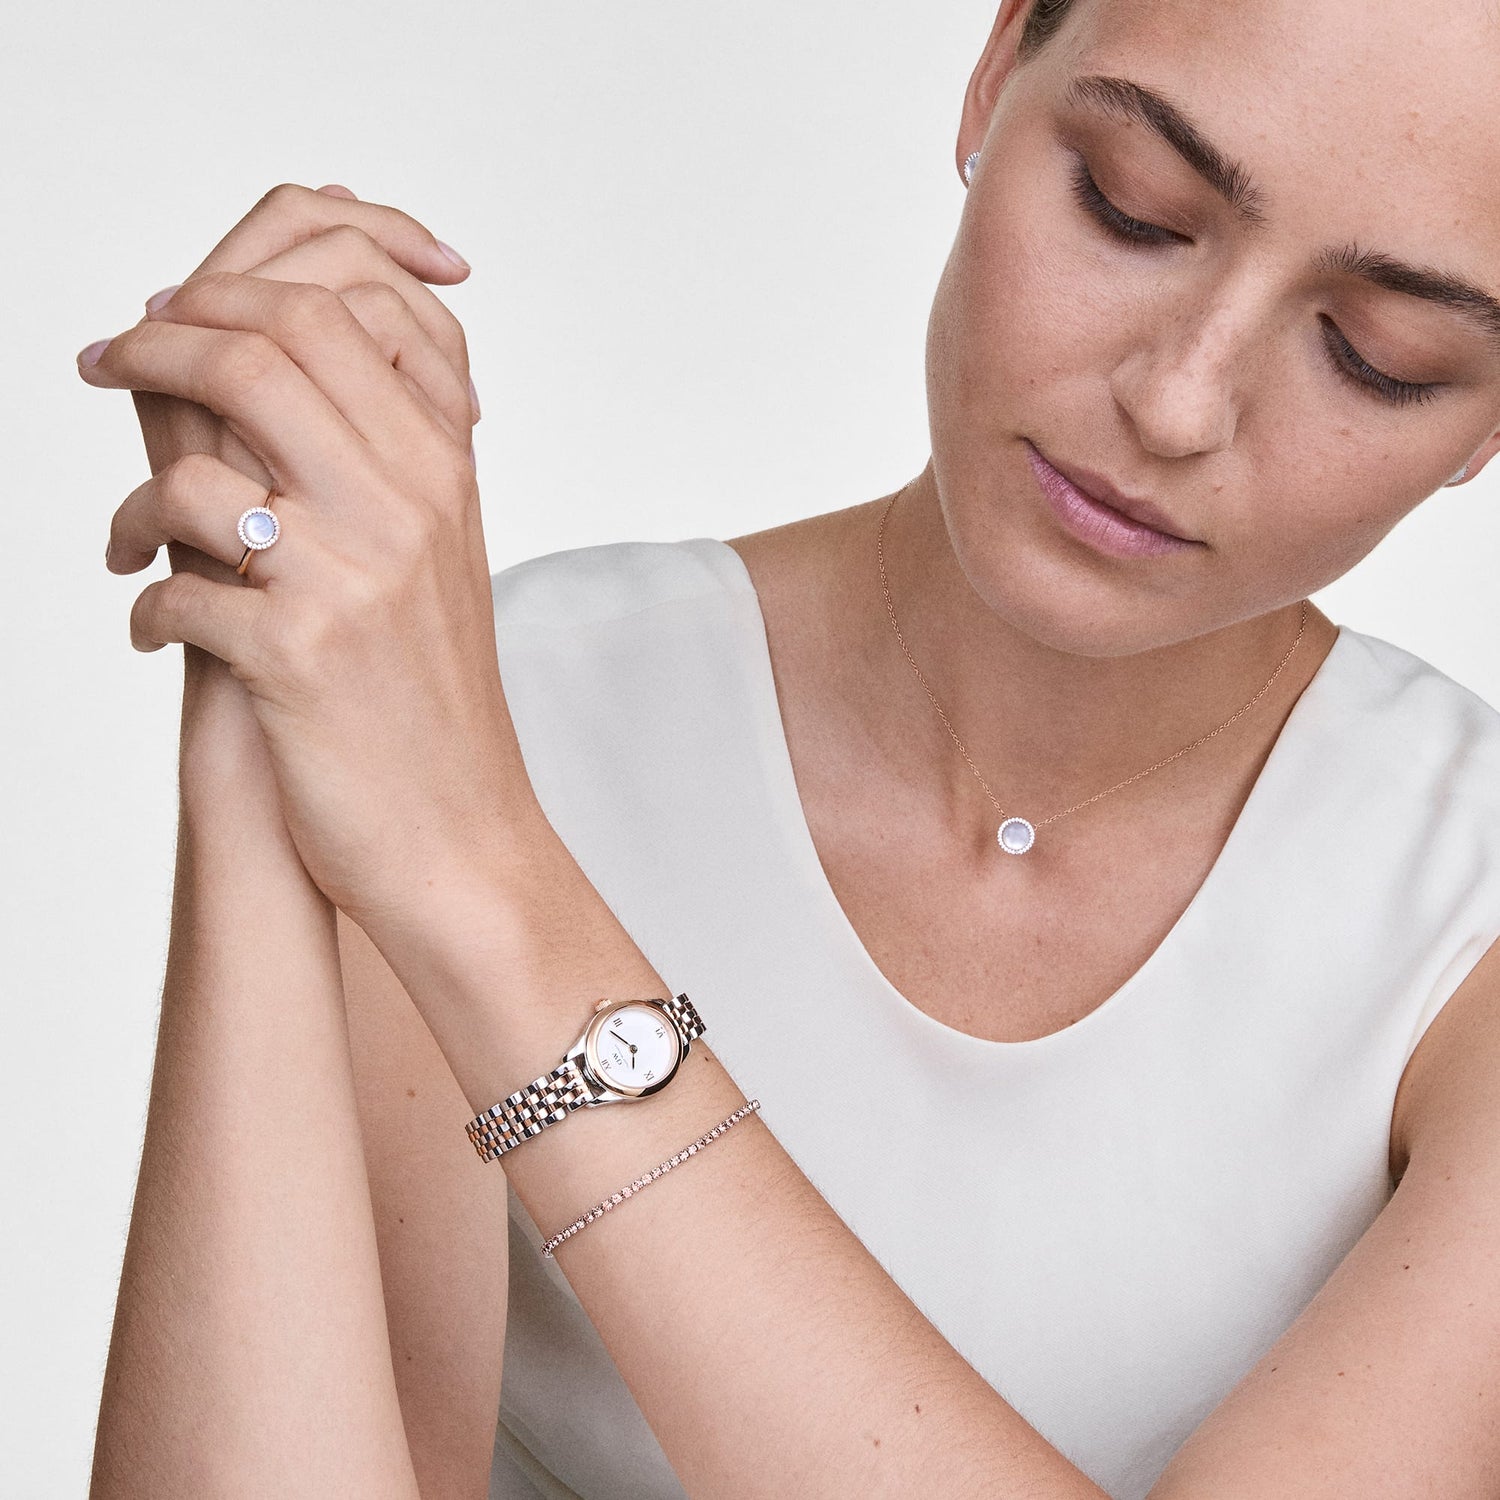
839,463,1337,822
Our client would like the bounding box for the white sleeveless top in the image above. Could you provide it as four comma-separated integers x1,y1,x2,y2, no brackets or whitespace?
485,536,1500,1500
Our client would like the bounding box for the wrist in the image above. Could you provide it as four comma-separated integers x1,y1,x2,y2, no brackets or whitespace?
355,801,571,982
355,810,673,1109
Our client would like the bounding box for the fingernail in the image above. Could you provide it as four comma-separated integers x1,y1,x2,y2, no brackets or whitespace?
77,338,111,367
104,537,115,569
145,283,181,312
468,374,481,420
436,239,470,270
468,440,477,468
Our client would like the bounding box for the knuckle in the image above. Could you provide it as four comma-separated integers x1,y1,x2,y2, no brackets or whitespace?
270,281,348,344
281,605,323,658
256,181,309,215
166,449,223,494
346,280,405,322
432,442,479,501
391,504,441,560
131,572,187,641
339,564,389,619
324,221,380,261
258,598,323,684
126,582,154,640
364,485,440,563
443,314,471,372
157,455,211,526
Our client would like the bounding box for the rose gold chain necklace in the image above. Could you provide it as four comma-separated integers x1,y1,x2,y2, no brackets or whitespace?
876,483,1308,856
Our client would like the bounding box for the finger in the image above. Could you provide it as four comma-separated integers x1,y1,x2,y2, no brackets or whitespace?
316,184,358,199
78,315,360,490
128,561,267,661
162,222,474,415
106,450,311,586
340,280,472,444
186,181,468,290
138,271,446,462
144,266,470,448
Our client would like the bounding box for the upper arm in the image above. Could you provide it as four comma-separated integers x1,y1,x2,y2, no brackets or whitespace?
1147,930,1500,1499
338,908,509,1500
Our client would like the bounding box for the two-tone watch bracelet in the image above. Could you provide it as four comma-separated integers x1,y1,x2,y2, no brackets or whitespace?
464,991,707,1163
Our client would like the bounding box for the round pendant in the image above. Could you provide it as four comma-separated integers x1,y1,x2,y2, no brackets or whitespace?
997,816,1035,855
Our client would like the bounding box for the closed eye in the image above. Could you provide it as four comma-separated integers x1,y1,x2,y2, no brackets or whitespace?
1065,150,1181,248
1318,317,1441,408
1063,149,1443,409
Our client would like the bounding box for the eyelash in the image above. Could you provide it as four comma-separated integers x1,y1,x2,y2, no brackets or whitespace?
1063,152,1442,409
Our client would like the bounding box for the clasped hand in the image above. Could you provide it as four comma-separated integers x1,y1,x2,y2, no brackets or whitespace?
79,188,534,934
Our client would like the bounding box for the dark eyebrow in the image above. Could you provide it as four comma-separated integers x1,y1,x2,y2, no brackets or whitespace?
1065,73,1500,354
1065,74,1270,225
1314,243,1500,354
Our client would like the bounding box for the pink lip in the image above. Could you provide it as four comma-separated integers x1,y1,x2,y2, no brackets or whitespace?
1025,441,1203,559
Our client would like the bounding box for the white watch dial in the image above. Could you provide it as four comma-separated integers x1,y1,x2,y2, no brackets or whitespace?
588,1002,682,1093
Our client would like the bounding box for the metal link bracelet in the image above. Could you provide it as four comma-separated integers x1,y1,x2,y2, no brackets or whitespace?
540,1098,763,1258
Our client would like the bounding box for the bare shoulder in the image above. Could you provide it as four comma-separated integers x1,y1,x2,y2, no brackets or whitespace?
1390,926,1500,1182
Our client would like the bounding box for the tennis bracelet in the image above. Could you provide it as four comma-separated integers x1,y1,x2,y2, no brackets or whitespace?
541,1098,762,1257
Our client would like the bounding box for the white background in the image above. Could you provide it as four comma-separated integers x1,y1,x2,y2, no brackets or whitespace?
4,2,1496,1492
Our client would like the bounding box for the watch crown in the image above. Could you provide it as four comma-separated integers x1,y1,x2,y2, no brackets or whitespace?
593,997,612,1013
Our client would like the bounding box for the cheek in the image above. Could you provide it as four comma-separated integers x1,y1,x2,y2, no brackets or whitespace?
927,153,1131,472
1238,392,1443,579
931,202,1065,402
1223,456,1420,608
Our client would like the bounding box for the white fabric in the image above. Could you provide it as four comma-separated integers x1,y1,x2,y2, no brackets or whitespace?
485,536,1500,1500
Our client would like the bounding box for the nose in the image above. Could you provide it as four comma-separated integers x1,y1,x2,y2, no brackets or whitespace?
1110,290,1252,461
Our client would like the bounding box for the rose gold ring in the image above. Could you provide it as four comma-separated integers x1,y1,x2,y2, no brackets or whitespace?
235,489,280,577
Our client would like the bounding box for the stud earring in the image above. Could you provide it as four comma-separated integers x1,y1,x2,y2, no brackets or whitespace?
1445,463,1470,487
963,151,981,186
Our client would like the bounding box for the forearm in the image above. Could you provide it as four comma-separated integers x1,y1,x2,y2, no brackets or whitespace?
366,815,1110,1500
90,666,419,1499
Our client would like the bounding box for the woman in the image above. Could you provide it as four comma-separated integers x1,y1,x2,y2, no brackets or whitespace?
85,0,1500,1496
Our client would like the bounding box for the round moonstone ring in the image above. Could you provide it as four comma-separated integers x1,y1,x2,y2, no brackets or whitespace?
235,503,280,576
997,816,1036,855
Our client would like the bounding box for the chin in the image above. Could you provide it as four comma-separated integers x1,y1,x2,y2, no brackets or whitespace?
938,456,1209,660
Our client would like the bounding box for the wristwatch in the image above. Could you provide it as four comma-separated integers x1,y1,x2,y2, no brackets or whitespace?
464,991,707,1163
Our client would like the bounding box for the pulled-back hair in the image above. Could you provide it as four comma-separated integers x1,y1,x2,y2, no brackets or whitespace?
1016,0,1500,60
1016,0,1084,63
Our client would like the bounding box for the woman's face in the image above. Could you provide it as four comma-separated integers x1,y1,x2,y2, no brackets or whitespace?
927,0,1500,656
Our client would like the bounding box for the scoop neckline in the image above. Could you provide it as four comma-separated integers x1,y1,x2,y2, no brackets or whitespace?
694,534,1351,1052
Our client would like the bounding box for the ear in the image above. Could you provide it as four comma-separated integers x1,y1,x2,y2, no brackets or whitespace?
1446,420,1500,483
956,0,1043,184
1452,427,1500,485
